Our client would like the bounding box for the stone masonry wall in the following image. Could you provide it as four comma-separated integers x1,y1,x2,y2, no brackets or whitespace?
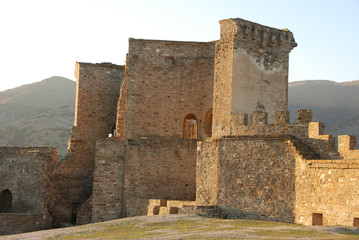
216,137,297,222
124,138,197,204
213,18,296,138
295,157,359,226
91,139,125,222
196,139,219,205
0,213,52,235
295,135,359,226
124,39,214,140
0,147,57,214
50,62,124,225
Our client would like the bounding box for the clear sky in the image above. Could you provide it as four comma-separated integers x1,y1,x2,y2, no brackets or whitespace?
0,0,358,91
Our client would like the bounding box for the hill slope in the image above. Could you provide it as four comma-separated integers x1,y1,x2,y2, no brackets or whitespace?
288,80,359,137
0,76,76,158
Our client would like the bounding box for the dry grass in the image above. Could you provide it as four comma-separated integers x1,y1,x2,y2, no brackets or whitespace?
3,215,359,240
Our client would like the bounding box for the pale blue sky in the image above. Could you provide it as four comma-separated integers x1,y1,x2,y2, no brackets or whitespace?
0,0,358,91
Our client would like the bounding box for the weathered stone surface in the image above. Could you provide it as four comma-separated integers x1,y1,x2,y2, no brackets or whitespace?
0,213,51,235
198,137,297,222
124,138,197,201
91,139,125,222
0,147,56,234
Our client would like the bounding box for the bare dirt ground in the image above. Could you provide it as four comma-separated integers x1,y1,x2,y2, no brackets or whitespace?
1,214,359,240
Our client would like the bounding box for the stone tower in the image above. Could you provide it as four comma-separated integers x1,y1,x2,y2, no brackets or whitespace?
212,18,297,138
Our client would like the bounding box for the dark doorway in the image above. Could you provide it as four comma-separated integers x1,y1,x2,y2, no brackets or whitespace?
0,189,12,213
312,213,323,225
354,218,359,227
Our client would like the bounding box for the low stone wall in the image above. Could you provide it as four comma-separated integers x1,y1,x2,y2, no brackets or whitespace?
0,213,52,235
295,156,359,226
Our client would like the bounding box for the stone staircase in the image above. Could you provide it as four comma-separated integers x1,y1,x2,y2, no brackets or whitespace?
286,137,321,160
147,199,222,218
147,199,179,215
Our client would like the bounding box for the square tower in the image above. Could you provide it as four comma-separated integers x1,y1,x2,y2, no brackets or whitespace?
212,18,297,138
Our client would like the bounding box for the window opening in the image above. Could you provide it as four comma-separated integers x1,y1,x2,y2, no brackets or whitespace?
183,113,198,139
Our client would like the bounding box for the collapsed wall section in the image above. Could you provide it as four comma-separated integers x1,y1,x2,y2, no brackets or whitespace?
124,39,215,139
50,62,124,225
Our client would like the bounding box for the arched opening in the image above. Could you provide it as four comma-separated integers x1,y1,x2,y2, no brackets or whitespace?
0,189,12,213
183,113,198,139
204,108,213,137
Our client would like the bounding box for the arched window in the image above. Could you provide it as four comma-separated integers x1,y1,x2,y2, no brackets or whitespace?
0,189,12,213
204,108,213,137
183,113,198,139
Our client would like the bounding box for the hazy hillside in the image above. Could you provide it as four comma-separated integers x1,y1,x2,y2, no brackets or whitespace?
0,77,358,159
0,76,76,158
288,80,359,138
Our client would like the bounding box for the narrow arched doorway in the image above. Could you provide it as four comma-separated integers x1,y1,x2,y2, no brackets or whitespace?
183,113,198,139
0,189,12,213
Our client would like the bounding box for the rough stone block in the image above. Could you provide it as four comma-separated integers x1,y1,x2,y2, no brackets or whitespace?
297,109,312,124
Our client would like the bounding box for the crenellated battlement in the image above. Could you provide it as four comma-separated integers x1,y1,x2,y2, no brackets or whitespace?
231,109,313,130
229,109,343,159
338,135,359,159
219,18,297,52
218,18,297,72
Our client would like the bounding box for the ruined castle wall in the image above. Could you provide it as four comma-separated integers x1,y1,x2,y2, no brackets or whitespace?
91,139,125,222
50,62,124,225
124,138,197,216
124,39,214,139
295,158,359,226
70,62,124,170
213,19,296,138
0,147,57,214
216,137,296,222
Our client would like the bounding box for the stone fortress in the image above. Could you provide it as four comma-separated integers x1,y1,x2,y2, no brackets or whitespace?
1,18,359,235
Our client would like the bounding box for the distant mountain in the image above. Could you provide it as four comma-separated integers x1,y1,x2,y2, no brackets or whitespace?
0,76,76,158
288,80,359,139
0,77,358,158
